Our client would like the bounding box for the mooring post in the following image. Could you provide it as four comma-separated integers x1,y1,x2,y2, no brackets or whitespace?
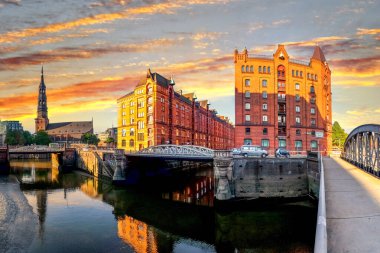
214,152,234,200
113,149,126,182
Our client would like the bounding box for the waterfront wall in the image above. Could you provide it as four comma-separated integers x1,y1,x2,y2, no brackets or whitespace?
214,157,320,200
76,150,114,179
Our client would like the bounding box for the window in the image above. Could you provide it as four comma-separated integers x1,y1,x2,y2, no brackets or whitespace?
147,86,153,94
130,118,134,124
138,112,145,118
311,107,315,114
245,128,251,135
295,140,303,149
310,86,315,93
311,140,318,149
129,139,134,147
262,79,267,87
262,91,267,99
250,66,254,72
259,66,262,73
122,119,126,126
241,65,245,72
267,66,270,73
148,115,153,124
246,66,249,72
147,97,153,104
130,109,134,114
245,103,251,110
292,70,295,76
307,73,310,79
130,101,134,106
295,83,300,90
138,101,145,108
263,66,266,73
148,106,153,113
279,139,286,148
295,105,300,113
310,98,316,104
245,115,251,121
245,91,251,98
122,111,126,116
262,103,268,110
296,129,301,135
122,103,126,108
122,140,126,147
138,121,144,129
245,79,250,87
130,128,135,136
244,138,252,145
261,139,269,147
137,133,144,141
263,128,268,135
122,129,126,137
296,70,299,76
296,116,301,124
315,75,318,81
300,71,303,77
295,94,300,101
311,118,316,126
262,115,268,122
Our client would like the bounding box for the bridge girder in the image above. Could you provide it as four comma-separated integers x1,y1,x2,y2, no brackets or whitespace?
137,145,214,157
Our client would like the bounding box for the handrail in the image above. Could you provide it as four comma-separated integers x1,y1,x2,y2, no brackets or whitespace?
314,154,327,253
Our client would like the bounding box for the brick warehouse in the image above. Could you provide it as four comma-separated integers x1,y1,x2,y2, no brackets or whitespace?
234,45,332,155
117,69,234,151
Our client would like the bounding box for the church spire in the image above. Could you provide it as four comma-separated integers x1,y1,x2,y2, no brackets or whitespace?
35,66,49,133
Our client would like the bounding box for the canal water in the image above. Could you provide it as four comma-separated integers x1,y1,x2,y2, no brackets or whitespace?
0,160,316,253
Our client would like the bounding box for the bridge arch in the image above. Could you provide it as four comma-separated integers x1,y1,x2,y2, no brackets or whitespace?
342,124,380,177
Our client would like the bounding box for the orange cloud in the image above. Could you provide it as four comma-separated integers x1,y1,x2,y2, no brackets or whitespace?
331,56,380,77
356,28,380,35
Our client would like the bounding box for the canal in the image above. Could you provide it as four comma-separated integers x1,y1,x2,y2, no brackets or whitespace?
0,160,316,253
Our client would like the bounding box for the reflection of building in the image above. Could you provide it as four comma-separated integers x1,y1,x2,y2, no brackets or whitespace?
0,120,24,146
234,45,332,154
34,67,93,142
118,216,158,253
117,69,235,151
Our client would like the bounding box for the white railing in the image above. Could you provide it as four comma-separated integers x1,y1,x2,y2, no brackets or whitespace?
314,154,327,253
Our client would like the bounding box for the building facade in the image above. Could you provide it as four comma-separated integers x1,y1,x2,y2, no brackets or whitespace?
97,127,117,148
35,67,93,142
0,120,24,146
117,69,234,151
235,45,332,154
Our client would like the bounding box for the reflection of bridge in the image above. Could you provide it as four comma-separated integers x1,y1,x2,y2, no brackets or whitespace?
9,146,64,154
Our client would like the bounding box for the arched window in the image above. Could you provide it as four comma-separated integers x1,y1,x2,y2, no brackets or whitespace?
147,86,153,94
259,66,262,73
246,66,249,72
267,66,270,73
250,66,253,72
310,86,315,93
129,139,134,147
130,128,135,136
241,65,245,72
263,66,266,73
122,129,126,137
277,65,285,79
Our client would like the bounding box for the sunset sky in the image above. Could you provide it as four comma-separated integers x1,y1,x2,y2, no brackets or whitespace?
0,0,379,134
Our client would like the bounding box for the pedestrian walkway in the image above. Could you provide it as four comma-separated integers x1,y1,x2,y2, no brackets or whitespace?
323,157,380,253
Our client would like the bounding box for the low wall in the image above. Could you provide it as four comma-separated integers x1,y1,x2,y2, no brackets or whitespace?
215,157,320,200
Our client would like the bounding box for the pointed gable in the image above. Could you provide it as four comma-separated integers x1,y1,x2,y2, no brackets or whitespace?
273,44,289,60
311,46,326,62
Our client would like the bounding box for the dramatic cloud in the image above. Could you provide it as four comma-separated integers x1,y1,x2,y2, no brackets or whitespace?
356,28,380,36
331,56,380,77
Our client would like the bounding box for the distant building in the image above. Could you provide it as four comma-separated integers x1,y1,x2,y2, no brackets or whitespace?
234,45,332,154
0,120,24,146
97,127,117,148
117,69,234,151
34,67,93,142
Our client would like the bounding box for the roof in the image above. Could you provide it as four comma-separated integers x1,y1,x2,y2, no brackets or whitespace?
153,72,170,88
46,121,93,133
311,46,326,62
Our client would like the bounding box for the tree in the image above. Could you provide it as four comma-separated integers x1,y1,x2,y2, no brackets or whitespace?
34,130,51,145
105,137,115,148
5,130,25,145
81,133,100,145
23,131,34,145
332,121,348,149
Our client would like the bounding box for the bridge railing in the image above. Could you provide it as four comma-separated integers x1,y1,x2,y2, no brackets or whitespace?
314,153,327,253
214,150,232,158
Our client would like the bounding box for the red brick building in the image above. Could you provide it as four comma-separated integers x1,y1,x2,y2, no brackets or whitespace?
118,69,234,151
234,45,332,154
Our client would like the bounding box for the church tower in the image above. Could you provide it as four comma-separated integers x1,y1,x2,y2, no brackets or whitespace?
35,66,49,133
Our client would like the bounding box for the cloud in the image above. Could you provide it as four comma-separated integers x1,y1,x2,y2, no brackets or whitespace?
191,32,226,49
356,28,380,35
0,38,179,70
0,0,21,7
0,0,231,44
330,56,380,78
249,19,291,33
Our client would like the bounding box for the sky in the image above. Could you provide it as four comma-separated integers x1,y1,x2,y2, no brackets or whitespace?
0,0,379,134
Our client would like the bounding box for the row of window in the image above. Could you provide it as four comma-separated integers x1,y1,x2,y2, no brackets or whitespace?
244,102,315,114
241,65,271,73
244,91,316,102
243,138,318,149
245,115,316,125
292,70,303,78
307,73,318,81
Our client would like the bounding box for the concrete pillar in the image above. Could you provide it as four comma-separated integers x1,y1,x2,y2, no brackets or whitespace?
113,149,126,182
214,157,234,200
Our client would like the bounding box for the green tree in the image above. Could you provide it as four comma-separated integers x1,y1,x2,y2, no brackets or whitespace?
105,137,115,147
81,133,100,145
5,130,25,145
332,121,348,149
23,131,34,145
34,130,51,145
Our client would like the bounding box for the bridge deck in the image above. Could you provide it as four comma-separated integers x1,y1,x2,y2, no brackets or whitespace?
324,157,380,252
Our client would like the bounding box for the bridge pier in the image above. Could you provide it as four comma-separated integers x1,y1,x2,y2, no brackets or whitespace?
0,146,10,174
113,149,126,183
214,157,234,200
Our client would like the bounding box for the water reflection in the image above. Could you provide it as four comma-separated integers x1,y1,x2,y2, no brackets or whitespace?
8,160,316,253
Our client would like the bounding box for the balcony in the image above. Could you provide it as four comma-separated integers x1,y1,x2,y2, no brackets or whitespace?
278,122,286,127
278,131,286,137
278,97,286,103
278,109,286,115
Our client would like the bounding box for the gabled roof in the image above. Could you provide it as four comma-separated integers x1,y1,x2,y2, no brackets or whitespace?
311,46,326,62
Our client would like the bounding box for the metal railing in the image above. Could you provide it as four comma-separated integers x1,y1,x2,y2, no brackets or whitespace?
314,153,327,253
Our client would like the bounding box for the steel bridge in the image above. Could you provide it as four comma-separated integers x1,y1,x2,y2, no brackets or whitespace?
341,124,380,177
